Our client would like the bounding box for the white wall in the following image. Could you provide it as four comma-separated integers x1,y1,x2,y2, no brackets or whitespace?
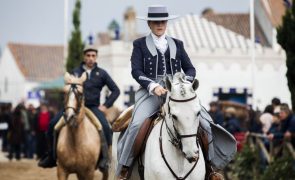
0,47,39,107
99,41,137,110
192,50,290,109
0,47,26,106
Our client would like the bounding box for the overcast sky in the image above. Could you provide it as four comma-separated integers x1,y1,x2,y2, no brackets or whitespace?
0,0,250,51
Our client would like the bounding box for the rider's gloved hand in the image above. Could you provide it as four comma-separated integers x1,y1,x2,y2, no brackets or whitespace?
153,85,168,96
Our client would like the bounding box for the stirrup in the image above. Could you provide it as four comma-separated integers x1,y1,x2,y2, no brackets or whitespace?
118,167,129,180
208,171,224,180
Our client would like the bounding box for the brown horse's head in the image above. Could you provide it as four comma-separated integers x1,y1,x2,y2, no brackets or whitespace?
63,72,87,127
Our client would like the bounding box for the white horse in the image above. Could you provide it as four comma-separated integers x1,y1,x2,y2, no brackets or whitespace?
111,73,206,180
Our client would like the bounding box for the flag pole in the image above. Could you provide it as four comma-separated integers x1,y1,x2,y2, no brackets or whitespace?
64,0,69,62
250,0,256,109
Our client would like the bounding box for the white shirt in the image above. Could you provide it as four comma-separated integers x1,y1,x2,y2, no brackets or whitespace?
83,65,93,79
148,33,168,95
151,32,168,54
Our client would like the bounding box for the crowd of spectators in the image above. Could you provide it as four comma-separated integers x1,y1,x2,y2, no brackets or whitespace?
0,102,56,161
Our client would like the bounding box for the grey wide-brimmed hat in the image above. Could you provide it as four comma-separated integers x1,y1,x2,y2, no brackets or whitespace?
137,5,178,21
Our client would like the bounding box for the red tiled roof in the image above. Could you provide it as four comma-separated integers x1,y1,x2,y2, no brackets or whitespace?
203,13,270,46
261,0,288,27
8,43,64,82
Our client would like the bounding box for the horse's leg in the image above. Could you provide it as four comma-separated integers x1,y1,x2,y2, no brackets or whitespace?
57,166,69,180
102,170,109,180
77,170,95,180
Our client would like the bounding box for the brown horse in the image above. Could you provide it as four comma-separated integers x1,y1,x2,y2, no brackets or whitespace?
56,72,101,180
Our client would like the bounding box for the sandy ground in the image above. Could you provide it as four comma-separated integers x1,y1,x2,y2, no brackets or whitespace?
0,137,105,180
0,158,103,180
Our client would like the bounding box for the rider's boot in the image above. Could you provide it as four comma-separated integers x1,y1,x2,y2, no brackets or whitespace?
117,166,129,180
199,128,224,180
97,131,110,173
38,137,56,168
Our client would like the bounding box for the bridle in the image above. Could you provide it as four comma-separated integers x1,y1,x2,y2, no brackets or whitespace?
159,93,201,180
63,83,84,123
166,94,200,150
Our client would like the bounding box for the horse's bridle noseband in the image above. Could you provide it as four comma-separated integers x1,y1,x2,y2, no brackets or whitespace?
63,83,84,123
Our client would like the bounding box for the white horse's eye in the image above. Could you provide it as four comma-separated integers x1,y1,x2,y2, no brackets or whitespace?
172,114,178,120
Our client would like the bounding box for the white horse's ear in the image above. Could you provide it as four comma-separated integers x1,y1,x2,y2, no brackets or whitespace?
192,79,199,90
165,76,172,91
64,72,72,83
80,72,87,82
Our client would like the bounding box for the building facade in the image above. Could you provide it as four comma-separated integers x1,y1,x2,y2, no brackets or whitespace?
0,43,64,107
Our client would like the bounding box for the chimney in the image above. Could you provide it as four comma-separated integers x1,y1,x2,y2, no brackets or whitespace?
123,6,137,41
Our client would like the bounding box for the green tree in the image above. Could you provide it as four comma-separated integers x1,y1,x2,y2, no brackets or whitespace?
261,155,295,180
277,1,295,111
66,0,84,72
231,144,262,180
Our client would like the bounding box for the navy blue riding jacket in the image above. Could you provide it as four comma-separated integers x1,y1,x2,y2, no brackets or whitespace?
131,36,196,90
72,62,120,108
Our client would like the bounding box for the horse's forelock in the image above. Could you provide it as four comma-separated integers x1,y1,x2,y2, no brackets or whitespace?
172,72,186,84
171,81,195,99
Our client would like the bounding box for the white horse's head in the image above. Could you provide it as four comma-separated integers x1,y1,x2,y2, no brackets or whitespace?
165,72,202,163
63,72,87,127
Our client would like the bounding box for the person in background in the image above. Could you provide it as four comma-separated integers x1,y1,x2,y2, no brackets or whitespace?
26,104,37,159
271,97,281,111
267,103,295,145
7,105,25,160
259,105,273,135
224,107,241,135
0,104,12,152
209,101,224,126
36,104,52,159
266,110,281,147
248,105,262,133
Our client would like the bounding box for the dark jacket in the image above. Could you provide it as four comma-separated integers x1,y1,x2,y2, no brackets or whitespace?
8,107,24,144
224,117,241,135
273,114,295,140
72,63,120,108
209,110,224,126
131,36,196,90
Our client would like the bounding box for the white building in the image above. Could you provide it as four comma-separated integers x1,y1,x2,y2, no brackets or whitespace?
0,43,64,107
97,14,290,110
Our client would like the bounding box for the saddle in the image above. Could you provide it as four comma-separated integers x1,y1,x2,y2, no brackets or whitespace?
54,107,102,132
112,105,134,132
112,106,161,156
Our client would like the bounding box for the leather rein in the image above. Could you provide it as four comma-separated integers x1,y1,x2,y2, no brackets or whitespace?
159,94,200,180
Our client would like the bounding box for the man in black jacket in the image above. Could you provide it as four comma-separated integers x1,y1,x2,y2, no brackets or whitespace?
38,45,120,169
